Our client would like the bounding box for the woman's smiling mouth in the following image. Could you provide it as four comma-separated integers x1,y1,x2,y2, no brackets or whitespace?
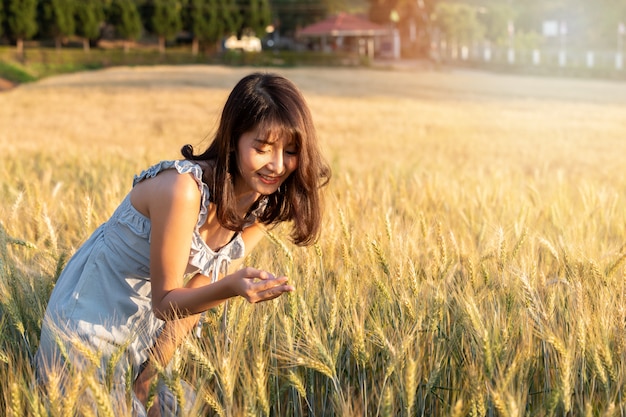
259,174,280,184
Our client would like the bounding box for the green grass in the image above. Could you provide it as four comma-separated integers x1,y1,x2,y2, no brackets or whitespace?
0,45,368,84
0,60,37,83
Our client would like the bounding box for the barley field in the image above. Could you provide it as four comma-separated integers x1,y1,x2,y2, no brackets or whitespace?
2,65,626,416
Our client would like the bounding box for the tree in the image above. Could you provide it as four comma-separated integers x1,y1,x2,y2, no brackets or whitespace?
433,2,484,45
183,0,228,55
221,0,243,36
5,0,38,56
151,0,182,54
108,0,143,52
40,0,77,49
516,0,626,50
75,0,105,52
0,0,4,40
476,1,515,45
271,0,327,37
587,0,626,50
243,0,272,37
369,0,441,57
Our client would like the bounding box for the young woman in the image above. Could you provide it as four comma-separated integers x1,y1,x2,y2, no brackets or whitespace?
36,72,330,415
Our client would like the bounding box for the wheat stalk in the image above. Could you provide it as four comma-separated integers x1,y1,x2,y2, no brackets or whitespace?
9,382,23,417
184,338,215,376
42,204,58,255
253,352,269,415
203,388,225,417
60,372,83,417
286,370,307,398
605,252,626,278
45,370,62,416
82,195,93,233
67,337,102,368
404,357,417,415
451,399,464,417
84,374,115,417
538,237,559,262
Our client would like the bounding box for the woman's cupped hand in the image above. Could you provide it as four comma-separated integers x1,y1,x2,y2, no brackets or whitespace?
226,267,295,303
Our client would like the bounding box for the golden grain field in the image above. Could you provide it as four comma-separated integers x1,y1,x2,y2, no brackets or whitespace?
1,65,626,416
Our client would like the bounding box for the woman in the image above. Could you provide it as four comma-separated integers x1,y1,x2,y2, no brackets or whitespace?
36,72,330,415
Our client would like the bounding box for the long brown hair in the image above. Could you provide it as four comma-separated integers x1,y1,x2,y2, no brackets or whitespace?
182,72,330,246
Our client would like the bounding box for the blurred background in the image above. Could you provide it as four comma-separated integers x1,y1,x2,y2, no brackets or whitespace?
1,0,626,84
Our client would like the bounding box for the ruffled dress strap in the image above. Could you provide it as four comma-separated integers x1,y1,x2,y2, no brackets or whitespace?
133,160,211,231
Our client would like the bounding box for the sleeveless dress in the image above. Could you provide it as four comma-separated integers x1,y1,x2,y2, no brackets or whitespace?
36,160,259,414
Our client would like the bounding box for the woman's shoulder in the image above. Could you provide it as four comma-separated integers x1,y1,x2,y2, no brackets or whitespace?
130,168,200,218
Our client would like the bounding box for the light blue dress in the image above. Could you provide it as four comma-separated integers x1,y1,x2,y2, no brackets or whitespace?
36,160,257,414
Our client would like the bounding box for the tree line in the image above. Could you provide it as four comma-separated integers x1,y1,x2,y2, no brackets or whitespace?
370,0,626,57
5,0,622,61
0,0,327,56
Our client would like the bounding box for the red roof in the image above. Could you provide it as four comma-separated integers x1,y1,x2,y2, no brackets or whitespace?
298,13,389,37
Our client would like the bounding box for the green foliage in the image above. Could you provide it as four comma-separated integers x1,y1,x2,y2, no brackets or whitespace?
5,0,38,41
369,0,438,26
0,60,37,82
151,0,182,41
108,0,143,41
511,0,626,49
187,0,218,42
271,0,327,36
434,2,485,43
75,0,106,41
0,224,49,367
0,0,625,54
0,47,366,79
220,0,243,36
476,1,516,44
218,49,366,66
242,0,272,37
0,0,4,39
40,0,77,45
183,0,229,47
512,30,543,51
371,0,626,53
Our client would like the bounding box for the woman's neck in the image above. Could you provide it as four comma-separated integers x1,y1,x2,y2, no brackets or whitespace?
198,159,260,217
234,189,261,217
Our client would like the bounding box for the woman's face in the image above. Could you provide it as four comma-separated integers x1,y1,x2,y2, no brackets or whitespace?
234,128,298,197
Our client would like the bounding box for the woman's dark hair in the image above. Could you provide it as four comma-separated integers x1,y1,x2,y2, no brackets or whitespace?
182,72,330,246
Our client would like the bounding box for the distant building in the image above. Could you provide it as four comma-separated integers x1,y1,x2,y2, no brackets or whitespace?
297,13,395,59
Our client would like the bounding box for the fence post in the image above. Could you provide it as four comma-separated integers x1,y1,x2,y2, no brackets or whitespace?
483,42,492,62
618,23,625,70
586,51,594,68
507,48,515,64
532,49,541,65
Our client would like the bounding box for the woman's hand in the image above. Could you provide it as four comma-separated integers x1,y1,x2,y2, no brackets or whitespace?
225,267,295,303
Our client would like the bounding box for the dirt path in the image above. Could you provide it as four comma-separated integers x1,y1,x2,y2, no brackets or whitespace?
17,64,626,105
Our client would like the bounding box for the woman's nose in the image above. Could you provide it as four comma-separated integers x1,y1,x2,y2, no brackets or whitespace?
268,151,285,175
